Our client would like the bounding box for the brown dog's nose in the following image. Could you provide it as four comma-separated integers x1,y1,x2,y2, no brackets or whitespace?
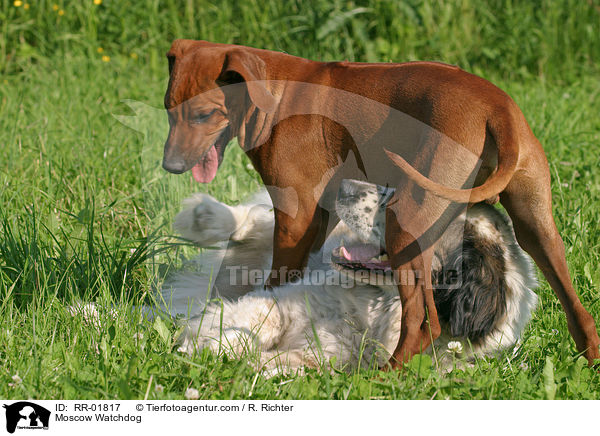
162,157,188,174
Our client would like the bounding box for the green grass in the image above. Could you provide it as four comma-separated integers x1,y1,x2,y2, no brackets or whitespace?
1,0,600,399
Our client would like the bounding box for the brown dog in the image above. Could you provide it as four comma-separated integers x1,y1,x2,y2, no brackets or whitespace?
162,39,600,367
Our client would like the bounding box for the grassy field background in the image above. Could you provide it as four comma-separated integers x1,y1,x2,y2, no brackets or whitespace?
1,0,600,399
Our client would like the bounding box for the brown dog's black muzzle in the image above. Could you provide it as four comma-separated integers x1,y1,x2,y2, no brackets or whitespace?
162,131,195,174
162,153,188,174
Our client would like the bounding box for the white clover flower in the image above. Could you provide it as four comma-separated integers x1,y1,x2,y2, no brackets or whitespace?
185,388,199,400
447,341,463,354
8,374,23,388
11,374,22,384
154,384,164,393
67,303,101,327
67,302,117,329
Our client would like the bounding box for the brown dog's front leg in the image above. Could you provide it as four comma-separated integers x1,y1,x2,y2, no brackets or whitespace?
267,202,323,286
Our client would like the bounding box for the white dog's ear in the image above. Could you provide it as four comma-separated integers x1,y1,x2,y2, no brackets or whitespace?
218,50,277,113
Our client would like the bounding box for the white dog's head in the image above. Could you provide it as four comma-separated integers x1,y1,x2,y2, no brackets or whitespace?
332,179,396,287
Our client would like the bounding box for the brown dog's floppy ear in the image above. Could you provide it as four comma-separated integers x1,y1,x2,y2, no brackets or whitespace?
219,50,276,113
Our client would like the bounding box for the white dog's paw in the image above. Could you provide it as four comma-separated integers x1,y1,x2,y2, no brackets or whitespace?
174,194,245,246
178,325,255,357
176,316,222,355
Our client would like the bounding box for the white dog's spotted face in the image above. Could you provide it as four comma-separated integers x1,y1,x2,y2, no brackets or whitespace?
333,179,395,284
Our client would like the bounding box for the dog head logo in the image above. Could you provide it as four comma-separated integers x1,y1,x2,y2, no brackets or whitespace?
2,402,50,434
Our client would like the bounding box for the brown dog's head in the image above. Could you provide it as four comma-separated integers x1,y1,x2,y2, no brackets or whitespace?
162,39,277,182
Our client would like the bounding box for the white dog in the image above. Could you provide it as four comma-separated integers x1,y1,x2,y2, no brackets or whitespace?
162,180,538,374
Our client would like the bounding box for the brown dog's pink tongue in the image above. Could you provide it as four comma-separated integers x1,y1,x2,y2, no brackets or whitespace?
191,146,218,183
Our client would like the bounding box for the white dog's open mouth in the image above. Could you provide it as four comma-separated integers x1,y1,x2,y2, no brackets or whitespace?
331,244,391,272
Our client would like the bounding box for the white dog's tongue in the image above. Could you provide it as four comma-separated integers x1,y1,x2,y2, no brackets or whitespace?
339,245,380,261
191,145,218,183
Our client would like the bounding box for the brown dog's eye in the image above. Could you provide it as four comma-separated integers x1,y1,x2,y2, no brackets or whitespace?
190,110,216,124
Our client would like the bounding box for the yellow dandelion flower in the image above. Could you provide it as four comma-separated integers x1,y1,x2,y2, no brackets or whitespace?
130,52,138,60
101,55,110,62
14,0,23,7
52,4,59,10
93,0,102,4
24,3,30,9
97,47,104,53
58,9,64,15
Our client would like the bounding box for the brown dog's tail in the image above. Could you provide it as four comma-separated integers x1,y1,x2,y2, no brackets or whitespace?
385,112,520,204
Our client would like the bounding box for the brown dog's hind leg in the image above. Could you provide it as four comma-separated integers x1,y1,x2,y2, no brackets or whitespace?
501,165,600,364
384,210,441,369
